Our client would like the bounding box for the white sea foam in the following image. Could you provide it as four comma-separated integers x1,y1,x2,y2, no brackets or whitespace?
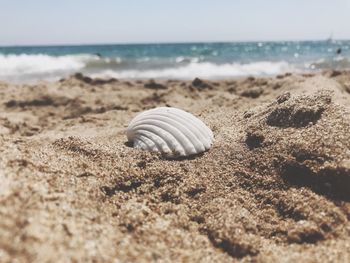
0,54,99,82
0,53,294,82
91,61,293,80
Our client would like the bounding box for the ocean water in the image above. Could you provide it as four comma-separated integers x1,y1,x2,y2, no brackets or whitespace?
0,41,349,82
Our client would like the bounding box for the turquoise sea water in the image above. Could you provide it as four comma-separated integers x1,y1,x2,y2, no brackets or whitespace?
0,41,349,82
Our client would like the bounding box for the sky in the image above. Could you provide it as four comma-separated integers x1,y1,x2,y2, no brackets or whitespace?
0,0,349,46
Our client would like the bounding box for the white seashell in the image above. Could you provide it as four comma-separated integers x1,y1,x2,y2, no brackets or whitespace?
126,107,213,158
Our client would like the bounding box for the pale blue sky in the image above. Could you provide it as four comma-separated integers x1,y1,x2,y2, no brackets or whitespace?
0,0,349,46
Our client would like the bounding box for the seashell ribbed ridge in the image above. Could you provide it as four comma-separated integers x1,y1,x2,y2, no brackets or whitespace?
127,107,214,158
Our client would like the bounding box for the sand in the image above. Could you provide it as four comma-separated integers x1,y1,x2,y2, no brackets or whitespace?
0,71,350,262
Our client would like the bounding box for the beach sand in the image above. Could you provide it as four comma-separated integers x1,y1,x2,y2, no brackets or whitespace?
0,71,350,262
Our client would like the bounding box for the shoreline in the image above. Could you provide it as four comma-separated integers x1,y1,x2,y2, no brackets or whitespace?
0,71,325,86
0,71,349,262
1,40,349,83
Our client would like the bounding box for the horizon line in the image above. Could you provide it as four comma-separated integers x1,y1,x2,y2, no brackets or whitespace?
0,38,349,48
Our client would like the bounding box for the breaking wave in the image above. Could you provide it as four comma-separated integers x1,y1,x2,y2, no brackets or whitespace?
2,53,349,82
90,61,293,80
0,54,121,82
307,56,350,70
0,53,296,82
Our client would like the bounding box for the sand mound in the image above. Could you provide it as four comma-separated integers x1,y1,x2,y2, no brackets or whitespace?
0,72,349,262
